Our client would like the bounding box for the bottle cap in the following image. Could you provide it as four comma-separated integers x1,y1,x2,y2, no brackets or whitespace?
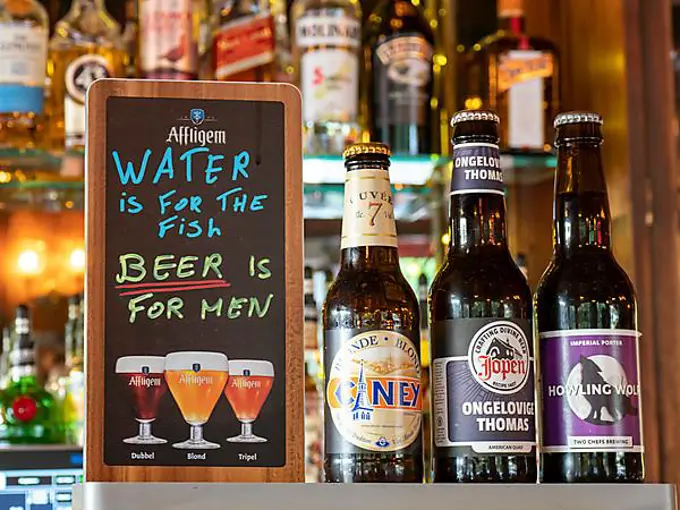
554,111,603,128
450,110,500,127
342,142,391,159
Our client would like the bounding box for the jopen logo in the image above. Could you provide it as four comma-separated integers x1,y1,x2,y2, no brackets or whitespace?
327,331,422,452
468,321,530,394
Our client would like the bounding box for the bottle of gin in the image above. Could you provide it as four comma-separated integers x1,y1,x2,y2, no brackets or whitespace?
464,0,559,153
0,305,64,444
0,0,48,150
48,0,125,153
291,0,361,155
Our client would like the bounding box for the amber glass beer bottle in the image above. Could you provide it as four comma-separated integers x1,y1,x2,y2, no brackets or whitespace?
323,142,423,483
430,110,536,483
536,112,644,482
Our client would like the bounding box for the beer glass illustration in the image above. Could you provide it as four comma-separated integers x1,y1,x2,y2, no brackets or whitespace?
165,351,229,449
225,359,274,443
115,356,167,445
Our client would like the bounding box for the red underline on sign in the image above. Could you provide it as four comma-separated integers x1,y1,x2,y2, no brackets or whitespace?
115,279,227,289
115,280,231,297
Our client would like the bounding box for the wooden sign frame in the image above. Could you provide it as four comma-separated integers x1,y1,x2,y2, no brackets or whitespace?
86,79,303,482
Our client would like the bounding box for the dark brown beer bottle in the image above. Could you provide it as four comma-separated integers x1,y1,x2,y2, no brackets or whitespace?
430,110,536,483
536,112,644,483
362,0,435,155
323,142,423,483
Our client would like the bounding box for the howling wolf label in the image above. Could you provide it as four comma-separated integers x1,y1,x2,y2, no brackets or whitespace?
540,329,644,453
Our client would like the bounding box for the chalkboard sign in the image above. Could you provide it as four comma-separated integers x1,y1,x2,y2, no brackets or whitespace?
86,79,303,483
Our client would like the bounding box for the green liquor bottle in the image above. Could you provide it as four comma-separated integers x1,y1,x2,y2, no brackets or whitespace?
0,305,64,444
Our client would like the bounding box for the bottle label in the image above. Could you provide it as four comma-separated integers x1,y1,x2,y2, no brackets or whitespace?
141,0,197,77
65,55,112,149
0,24,47,114
340,169,397,249
373,34,432,126
499,50,553,150
540,329,643,453
450,142,504,195
432,319,535,456
215,13,275,80
297,14,360,124
324,329,422,454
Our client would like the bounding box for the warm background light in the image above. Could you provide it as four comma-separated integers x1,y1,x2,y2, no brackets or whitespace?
70,248,86,272
17,249,41,275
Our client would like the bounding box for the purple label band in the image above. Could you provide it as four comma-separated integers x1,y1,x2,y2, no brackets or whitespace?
540,329,643,453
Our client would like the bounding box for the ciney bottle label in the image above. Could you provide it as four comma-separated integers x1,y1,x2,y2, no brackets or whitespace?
374,34,432,127
451,142,504,195
325,329,422,454
0,24,47,114
297,13,360,124
341,169,397,249
432,319,535,456
540,329,643,453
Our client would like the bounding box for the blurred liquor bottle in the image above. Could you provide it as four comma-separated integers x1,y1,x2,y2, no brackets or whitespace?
0,328,12,389
0,0,49,150
303,266,319,354
417,272,432,482
140,0,200,79
213,0,279,81
304,357,323,482
0,306,64,444
363,0,435,156
64,294,84,444
47,0,126,152
464,0,559,153
291,0,361,155
122,0,139,77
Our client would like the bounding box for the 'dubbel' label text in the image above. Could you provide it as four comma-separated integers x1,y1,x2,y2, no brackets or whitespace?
450,142,504,196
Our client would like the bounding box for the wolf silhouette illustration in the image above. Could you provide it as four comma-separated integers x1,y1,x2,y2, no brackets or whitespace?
578,355,638,425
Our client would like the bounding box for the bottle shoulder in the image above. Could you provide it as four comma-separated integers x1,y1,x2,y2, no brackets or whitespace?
469,31,559,58
50,12,124,49
323,268,419,328
291,0,361,20
535,254,636,302
430,253,531,320
0,0,48,27
364,2,433,46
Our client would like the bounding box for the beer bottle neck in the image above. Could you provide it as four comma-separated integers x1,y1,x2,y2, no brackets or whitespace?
340,246,400,271
554,143,612,256
340,159,400,272
449,194,508,254
448,138,508,256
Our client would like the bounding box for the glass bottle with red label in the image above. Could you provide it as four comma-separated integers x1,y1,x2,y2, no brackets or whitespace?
140,0,200,80
47,0,126,152
464,0,559,153
291,0,361,155
0,305,64,445
363,0,434,156
429,110,536,483
535,112,644,483
212,0,278,82
323,142,423,482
